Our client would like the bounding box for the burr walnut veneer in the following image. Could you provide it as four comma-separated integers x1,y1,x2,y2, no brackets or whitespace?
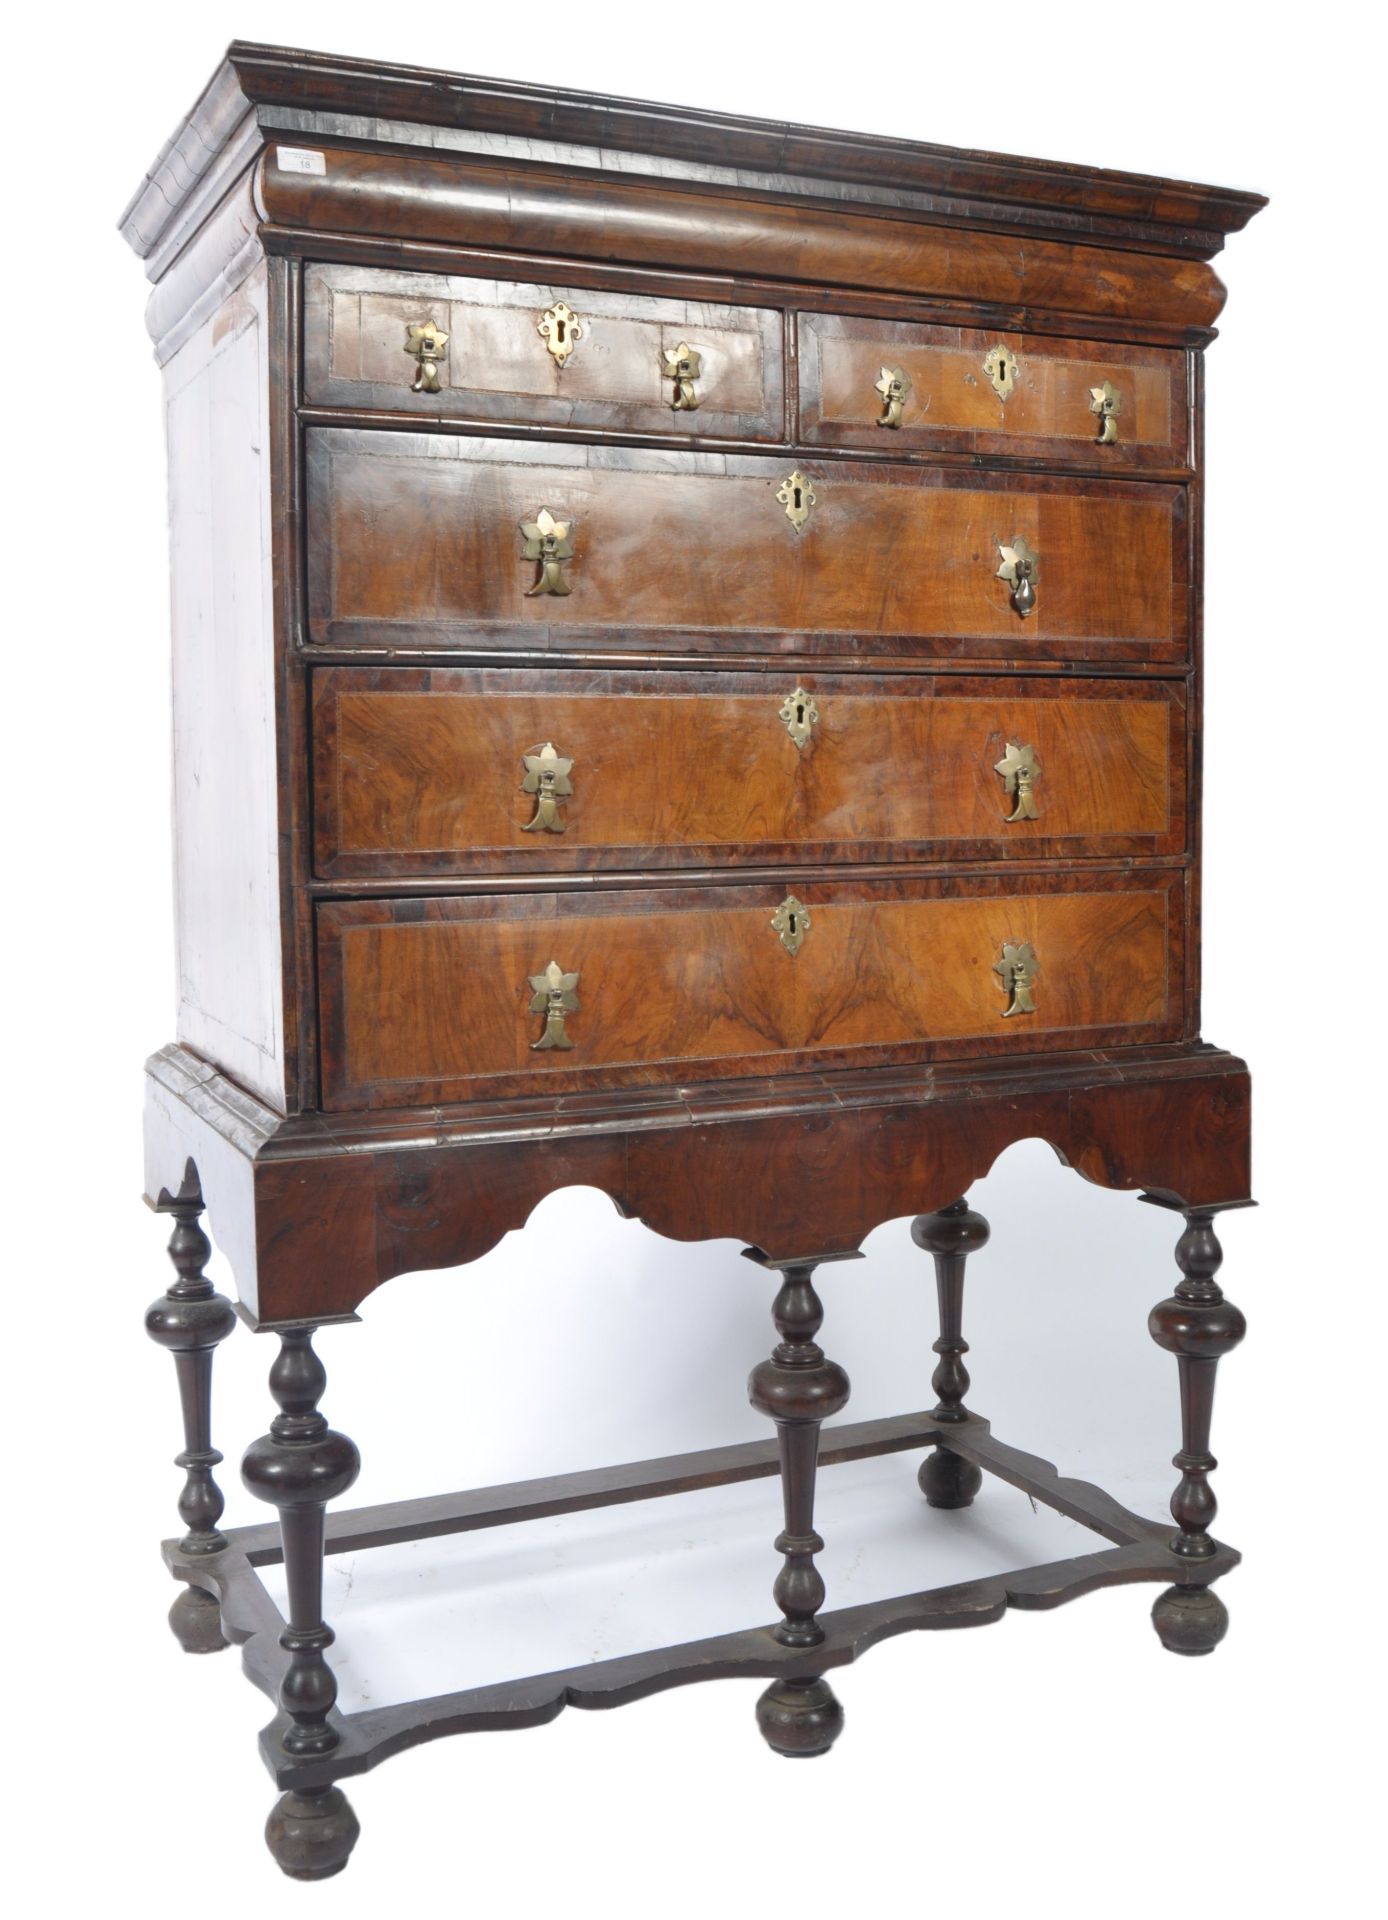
128,43,1262,1881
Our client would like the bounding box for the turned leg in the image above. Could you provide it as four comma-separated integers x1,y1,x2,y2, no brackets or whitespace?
746,1252,851,1757
241,1328,362,1879
144,1164,237,1652
911,1199,989,1509
1147,1206,1247,1655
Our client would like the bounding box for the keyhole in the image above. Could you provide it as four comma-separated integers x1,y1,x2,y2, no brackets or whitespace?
796,702,805,726
792,486,802,510
555,318,566,344
788,912,798,935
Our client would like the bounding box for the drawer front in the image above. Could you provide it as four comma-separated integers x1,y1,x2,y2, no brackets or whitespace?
304,265,785,440
317,871,1183,1107
800,314,1187,470
313,667,1186,876
307,432,1189,664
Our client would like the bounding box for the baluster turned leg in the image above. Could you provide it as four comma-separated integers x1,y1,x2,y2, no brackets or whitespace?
242,1328,362,1879
144,1164,237,1652
1148,1207,1246,1654
912,1200,988,1509
746,1253,851,1757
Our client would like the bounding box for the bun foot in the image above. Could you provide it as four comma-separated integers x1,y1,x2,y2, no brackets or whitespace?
1151,1583,1229,1656
918,1448,983,1510
756,1676,844,1758
265,1786,360,1880
168,1583,227,1654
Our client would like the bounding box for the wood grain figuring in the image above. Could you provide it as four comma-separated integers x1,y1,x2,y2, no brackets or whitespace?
307,432,1188,662
305,264,784,439
312,667,1184,875
317,872,1181,1107
800,314,1187,471
257,147,1230,334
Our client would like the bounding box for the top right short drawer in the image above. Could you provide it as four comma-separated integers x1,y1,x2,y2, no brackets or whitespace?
799,314,1188,472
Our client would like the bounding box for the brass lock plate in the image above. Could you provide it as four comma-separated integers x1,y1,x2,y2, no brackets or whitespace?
778,686,819,750
529,960,581,1050
538,301,584,368
984,344,1019,401
776,469,817,533
771,894,811,954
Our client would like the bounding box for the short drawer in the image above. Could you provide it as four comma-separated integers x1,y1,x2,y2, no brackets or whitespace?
306,432,1189,665
312,667,1186,877
304,264,785,440
317,870,1184,1107
799,313,1188,470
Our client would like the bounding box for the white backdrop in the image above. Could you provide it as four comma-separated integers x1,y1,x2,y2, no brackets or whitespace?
5,3,1381,1912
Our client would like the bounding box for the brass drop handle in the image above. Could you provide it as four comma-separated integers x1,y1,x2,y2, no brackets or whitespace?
520,508,576,597
996,537,1039,619
663,343,703,410
404,318,449,393
874,365,911,429
994,941,1039,1017
1090,380,1121,444
994,740,1040,821
529,961,580,1051
520,742,574,833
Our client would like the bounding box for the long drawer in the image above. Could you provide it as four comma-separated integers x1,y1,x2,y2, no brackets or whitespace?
305,431,1189,664
317,870,1184,1108
799,313,1188,470
312,667,1186,877
304,264,785,441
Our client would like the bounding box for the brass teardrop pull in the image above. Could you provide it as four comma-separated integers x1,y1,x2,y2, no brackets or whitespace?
520,742,574,833
1090,380,1121,444
403,318,449,393
993,741,1040,821
996,537,1039,619
663,342,703,410
874,365,911,428
529,961,581,1050
519,508,576,596
994,941,1039,1017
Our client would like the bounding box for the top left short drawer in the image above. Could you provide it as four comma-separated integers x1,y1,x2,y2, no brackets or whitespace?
303,265,787,441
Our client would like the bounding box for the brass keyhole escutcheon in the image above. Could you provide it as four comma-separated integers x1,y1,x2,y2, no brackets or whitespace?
984,343,1019,401
778,686,819,750
874,365,911,429
520,742,574,833
1090,380,1121,444
996,536,1039,619
519,507,576,596
404,318,449,393
663,342,703,410
538,301,584,368
771,894,811,955
994,940,1039,1017
529,960,581,1051
777,469,817,532
993,740,1040,821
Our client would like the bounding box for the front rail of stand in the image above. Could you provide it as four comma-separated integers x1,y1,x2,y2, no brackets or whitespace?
162,1409,1240,1791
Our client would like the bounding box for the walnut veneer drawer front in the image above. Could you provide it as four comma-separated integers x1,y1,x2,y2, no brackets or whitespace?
306,432,1189,663
317,871,1183,1107
800,314,1188,470
304,265,785,440
312,668,1185,877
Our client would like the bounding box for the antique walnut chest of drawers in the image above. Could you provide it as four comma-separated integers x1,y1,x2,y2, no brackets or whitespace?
127,43,1263,1879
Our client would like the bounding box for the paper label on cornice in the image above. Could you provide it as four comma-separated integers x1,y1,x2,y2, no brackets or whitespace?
276,147,326,176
